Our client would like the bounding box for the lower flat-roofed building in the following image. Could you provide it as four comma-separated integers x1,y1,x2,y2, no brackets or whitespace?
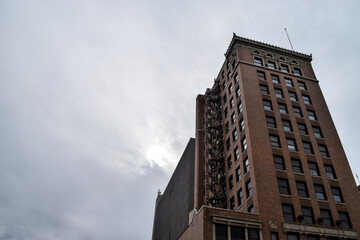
152,35,360,240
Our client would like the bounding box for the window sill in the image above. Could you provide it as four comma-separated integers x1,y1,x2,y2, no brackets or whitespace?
275,169,287,173
335,202,346,205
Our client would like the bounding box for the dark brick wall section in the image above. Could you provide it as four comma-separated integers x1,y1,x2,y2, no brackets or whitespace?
152,138,195,240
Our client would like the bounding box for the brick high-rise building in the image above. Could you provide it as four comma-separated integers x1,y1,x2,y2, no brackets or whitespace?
152,34,360,240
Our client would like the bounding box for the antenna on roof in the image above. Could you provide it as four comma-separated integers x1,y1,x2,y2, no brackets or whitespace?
284,28,294,51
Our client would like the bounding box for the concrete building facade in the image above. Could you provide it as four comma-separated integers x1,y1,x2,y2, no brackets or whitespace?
152,35,360,240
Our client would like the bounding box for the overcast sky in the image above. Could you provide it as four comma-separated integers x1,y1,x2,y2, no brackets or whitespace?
1,0,360,239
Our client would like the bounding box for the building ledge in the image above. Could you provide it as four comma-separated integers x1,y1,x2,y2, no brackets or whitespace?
283,222,359,238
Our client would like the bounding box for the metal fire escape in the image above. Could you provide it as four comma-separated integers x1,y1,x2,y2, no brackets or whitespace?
204,81,226,208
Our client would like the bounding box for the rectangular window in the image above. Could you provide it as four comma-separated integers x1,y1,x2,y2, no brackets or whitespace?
302,95,311,105
274,155,285,170
318,144,329,158
235,73,239,83
320,209,333,227
331,187,343,203
298,81,307,90
271,232,279,240
248,205,254,213
260,84,269,94
293,106,303,117
285,78,293,87
234,147,240,161
298,123,308,135
338,212,351,229
236,166,241,182
238,102,243,114
291,158,303,173
231,112,236,124
228,84,233,94
254,57,263,66
296,181,309,198
236,87,241,98
257,71,266,81
279,103,288,114
325,165,336,179
248,228,259,240
240,118,245,132
308,162,319,176
226,138,231,150
215,224,228,240
307,236,319,240
263,100,273,111
230,97,235,108
281,64,289,73
303,141,313,154
268,60,276,69
227,72,231,80
302,207,314,224
231,226,245,240
246,180,252,198
266,116,276,128
229,175,234,191
287,138,297,151
314,184,327,200
237,188,243,206
225,122,229,133
313,126,323,138
282,119,292,132
232,129,238,141
223,93,227,104
270,135,281,148
275,88,284,98
287,233,299,240
244,157,249,173
282,204,295,222
224,107,228,118
307,110,316,121
227,156,232,170
242,137,247,152
294,67,302,76
289,92,297,101
278,178,291,195
271,74,280,84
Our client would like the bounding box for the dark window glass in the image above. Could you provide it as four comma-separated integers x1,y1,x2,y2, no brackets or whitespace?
275,88,284,98
307,110,317,121
236,166,241,182
246,180,252,198
271,75,280,84
227,156,232,170
303,95,311,105
313,126,323,138
338,212,351,229
223,93,227,103
231,112,236,124
331,187,343,203
274,155,285,170
289,92,297,101
282,204,295,222
224,107,229,118
233,129,238,141
293,106,303,117
298,81,307,90
296,181,309,198
303,141,313,154
278,178,291,195
230,97,235,108
266,116,276,128
287,233,299,240
229,84,233,94
298,123,308,135
244,158,249,173
270,135,280,148
318,144,329,158
271,232,279,240
254,57,263,66
231,226,245,240
308,162,319,176
257,71,266,81
268,61,276,69
281,64,289,73
229,196,235,209
226,138,231,150
291,158,303,173
302,207,314,224
234,147,240,161
248,228,259,240
307,236,319,240
287,138,297,151
215,224,228,240
282,120,292,132
314,184,327,200
248,205,254,213
320,209,333,226
263,100,272,111
229,175,234,190
225,122,229,133
294,67,302,76
285,78,293,87
325,165,336,179
279,103,288,114
237,188,243,206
